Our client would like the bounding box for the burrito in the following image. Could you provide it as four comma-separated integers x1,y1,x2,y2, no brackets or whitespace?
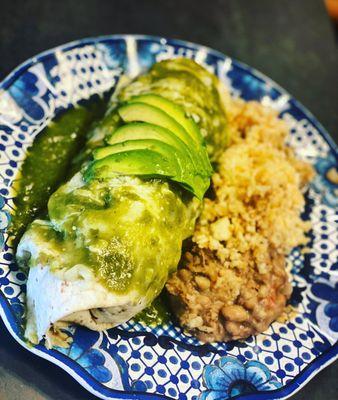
16,58,227,344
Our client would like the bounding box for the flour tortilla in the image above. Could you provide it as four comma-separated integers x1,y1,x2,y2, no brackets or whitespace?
18,231,146,344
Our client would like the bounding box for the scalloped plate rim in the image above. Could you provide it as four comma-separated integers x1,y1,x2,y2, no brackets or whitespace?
0,34,337,400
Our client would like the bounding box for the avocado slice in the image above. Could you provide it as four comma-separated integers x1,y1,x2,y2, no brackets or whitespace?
90,139,208,199
93,139,177,165
128,94,204,145
84,149,176,182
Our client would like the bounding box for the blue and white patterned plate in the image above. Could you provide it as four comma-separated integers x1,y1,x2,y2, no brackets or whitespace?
0,35,337,400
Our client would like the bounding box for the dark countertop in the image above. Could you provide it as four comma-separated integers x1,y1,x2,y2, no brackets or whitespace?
0,1,337,399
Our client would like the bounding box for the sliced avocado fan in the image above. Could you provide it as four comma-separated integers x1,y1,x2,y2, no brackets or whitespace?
128,94,204,145
117,58,229,162
126,94,212,174
118,100,212,174
90,139,208,199
85,95,213,199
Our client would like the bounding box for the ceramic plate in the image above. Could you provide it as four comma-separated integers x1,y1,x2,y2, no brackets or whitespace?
0,35,337,400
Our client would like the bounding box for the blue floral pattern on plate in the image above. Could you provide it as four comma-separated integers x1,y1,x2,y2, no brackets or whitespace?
0,35,337,400
201,356,281,399
56,329,113,383
307,280,338,342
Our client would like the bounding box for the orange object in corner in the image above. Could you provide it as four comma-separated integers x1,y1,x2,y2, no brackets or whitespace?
325,0,338,21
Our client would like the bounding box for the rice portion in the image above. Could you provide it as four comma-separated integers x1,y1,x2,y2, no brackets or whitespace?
166,98,314,342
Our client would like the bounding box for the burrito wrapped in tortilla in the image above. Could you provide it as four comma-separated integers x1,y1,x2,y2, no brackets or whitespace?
16,58,227,344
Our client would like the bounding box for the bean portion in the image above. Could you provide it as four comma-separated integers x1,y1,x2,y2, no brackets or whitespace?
166,246,292,342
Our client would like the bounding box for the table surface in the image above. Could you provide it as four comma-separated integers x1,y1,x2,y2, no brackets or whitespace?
0,0,337,399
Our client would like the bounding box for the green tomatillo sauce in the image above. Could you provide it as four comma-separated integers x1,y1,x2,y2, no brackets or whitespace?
10,97,107,244
134,294,173,326
11,98,178,326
